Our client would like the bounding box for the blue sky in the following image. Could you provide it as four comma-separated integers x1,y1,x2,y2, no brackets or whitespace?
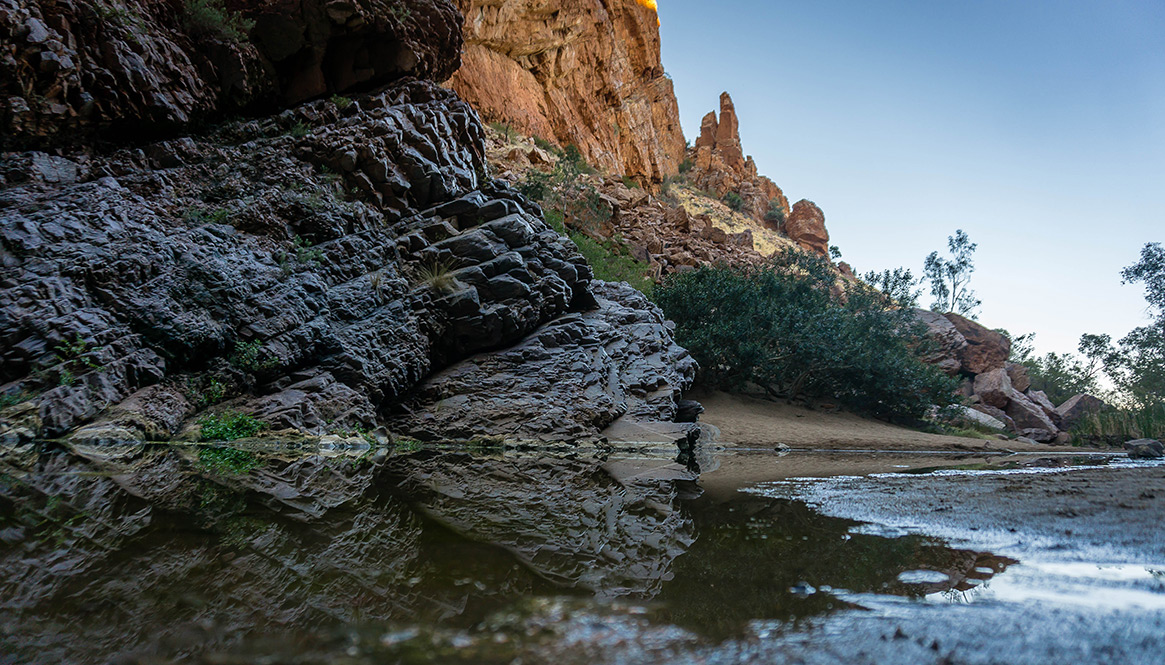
658,0,1165,357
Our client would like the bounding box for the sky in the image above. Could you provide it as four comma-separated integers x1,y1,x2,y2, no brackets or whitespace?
657,0,1165,358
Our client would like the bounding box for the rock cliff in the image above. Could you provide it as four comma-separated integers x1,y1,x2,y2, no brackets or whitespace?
448,0,684,188
1,0,463,147
687,92,831,258
0,0,698,447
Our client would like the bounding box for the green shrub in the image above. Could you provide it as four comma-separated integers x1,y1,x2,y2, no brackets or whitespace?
570,232,654,296
198,446,260,474
533,136,560,155
183,0,254,42
229,340,277,373
0,391,30,409
763,199,787,226
722,191,745,212
678,158,694,174
198,411,265,442
517,169,553,202
544,209,653,295
621,175,641,189
654,252,958,421
330,95,353,110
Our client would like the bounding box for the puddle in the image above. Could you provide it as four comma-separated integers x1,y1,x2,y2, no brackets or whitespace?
2,443,1163,664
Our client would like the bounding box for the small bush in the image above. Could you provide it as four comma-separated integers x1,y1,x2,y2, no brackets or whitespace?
184,207,230,225
198,446,260,474
288,122,310,138
294,235,324,265
764,200,787,226
621,176,641,189
678,158,694,174
488,121,514,142
330,95,353,110
516,169,553,202
415,259,458,293
533,136,560,155
654,252,958,421
229,340,277,373
198,411,265,442
0,391,31,409
183,0,254,42
722,191,745,212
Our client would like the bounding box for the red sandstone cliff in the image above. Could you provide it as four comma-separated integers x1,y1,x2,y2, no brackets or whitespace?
448,0,685,188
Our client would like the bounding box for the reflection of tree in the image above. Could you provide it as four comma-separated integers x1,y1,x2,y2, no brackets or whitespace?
657,493,1015,639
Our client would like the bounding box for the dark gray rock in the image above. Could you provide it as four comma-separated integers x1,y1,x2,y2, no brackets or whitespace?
1056,394,1106,430
0,79,593,440
1125,439,1164,459
389,282,699,444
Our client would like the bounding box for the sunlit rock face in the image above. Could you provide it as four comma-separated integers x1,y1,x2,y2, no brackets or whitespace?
448,0,685,188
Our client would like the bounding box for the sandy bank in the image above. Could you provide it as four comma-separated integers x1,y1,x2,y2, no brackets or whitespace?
693,389,1096,453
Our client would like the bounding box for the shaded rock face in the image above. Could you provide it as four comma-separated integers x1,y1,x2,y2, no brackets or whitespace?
0,443,695,662
687,92,792,232
390,282,698,444
911,309,967,376
0,0,463,147
1056,393,1105,430
0,79,600,440
448,0,684,188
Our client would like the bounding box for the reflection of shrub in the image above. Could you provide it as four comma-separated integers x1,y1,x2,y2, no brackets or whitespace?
722,191,745,212
198,446,260,474
198,412,265,442
655,251,958,421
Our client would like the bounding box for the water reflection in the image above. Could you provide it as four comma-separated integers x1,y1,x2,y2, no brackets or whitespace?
657,492,1014,638
1,442,1016,664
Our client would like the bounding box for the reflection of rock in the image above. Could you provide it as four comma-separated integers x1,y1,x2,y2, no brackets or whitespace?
0,442,695,661
387,451,694,597
389,282,698,444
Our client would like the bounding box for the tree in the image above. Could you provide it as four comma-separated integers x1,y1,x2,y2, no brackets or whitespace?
923,229,981,318
863,267,921,308
1024,333,1113,405
1107,243,1165,407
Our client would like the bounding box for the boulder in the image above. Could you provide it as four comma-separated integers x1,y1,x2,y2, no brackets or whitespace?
1005,393,1058,435
912,309,967,376
952,405,1007,431
943,313,1011,375
1125,439,1165,459
972,404,1017,432
785,200,830,257
1020,428,1057,443
1005,363,1032,392
1055,394,1106,430
1026,390,1062,428
973,368,1013,408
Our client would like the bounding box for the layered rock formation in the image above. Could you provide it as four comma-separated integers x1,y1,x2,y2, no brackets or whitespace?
686,92,831,258
0,0,699,446
448,0,685,187
0,0,463,147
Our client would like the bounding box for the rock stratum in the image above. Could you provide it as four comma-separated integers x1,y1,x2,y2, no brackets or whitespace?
448,0,685,189
0,0,697,447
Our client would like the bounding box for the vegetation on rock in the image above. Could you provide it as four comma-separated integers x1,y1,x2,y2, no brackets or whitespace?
656,251,958,420
199,411,266,442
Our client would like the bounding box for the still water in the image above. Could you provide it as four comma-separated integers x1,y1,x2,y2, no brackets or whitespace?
1,442,1161,664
